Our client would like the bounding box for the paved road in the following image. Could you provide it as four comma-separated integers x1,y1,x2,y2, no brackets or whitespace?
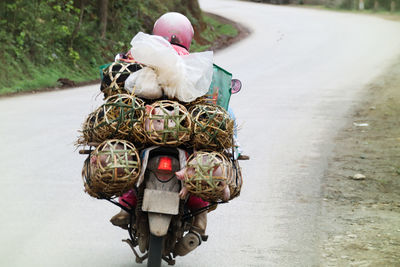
1,0,400,266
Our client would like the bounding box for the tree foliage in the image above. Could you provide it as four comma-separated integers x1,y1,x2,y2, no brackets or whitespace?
339,0,400,10
0,0,206,91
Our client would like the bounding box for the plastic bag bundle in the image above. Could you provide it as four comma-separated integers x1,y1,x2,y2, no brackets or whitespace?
125,67,160,99
128,32,213,102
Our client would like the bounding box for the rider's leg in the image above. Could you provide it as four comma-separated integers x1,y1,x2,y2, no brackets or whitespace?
187,196,208,235
110,189,137,229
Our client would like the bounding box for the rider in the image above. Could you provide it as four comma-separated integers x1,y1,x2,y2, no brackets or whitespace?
111,12,209,256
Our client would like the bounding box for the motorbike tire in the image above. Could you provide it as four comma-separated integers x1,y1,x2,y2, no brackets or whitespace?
147,234,163,267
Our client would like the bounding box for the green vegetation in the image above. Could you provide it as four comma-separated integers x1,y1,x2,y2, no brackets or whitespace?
0,0,238,95
248,0,400,14
336,0,400,11
299,4,400,22
191,15,238,51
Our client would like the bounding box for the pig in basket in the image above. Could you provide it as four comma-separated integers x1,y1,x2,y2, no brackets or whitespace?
78,94,147,147
82,139,141,199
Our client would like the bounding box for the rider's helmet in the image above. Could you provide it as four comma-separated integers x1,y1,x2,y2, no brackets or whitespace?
152,12,194,51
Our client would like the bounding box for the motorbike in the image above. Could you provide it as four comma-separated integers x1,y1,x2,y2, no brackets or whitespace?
108,79,243,266
107,146,217,267
80,78,243,267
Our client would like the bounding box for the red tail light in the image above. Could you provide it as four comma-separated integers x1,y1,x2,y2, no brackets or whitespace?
158,156,172,171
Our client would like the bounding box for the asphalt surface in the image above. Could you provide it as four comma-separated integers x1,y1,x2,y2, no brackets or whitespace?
1,0,400,266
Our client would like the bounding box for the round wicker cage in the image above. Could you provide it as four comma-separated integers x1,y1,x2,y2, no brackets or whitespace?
183,151,234,202
77,111,97,145
100,62,142,98
144,100,191,146
228,159,243,200
189,104,234,150
80,94,146,145
82,139,140,199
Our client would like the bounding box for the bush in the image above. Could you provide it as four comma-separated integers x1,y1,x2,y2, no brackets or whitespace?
0,0,223,94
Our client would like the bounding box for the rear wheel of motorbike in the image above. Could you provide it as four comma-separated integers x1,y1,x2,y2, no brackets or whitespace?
147,234,163,267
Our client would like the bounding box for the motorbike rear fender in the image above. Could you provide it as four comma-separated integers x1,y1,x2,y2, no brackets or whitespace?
142,189,180,237
148,213,172,237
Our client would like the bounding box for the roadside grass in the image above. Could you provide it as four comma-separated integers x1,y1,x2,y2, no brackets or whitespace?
0,14,239,96
191,15,239,52
0,63,98,95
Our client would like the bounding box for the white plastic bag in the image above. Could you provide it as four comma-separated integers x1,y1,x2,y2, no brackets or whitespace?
128,32,213,102
124,67,161,99
177,52,213,101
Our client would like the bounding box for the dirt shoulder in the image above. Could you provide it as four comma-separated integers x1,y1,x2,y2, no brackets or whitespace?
320,58,400,266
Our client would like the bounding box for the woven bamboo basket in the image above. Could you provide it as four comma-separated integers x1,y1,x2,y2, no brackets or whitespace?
190,104,234,150
77,111,97,145
184,96,215,109
144,100,191,146
80,94,146,145
182,151,235,202
228,159,243,200
100,62,142,98
82,139,140,199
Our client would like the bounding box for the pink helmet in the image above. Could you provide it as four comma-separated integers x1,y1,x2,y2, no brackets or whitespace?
153,12,194,51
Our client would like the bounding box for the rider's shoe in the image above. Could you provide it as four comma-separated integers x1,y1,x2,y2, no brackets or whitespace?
110,209,130,230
